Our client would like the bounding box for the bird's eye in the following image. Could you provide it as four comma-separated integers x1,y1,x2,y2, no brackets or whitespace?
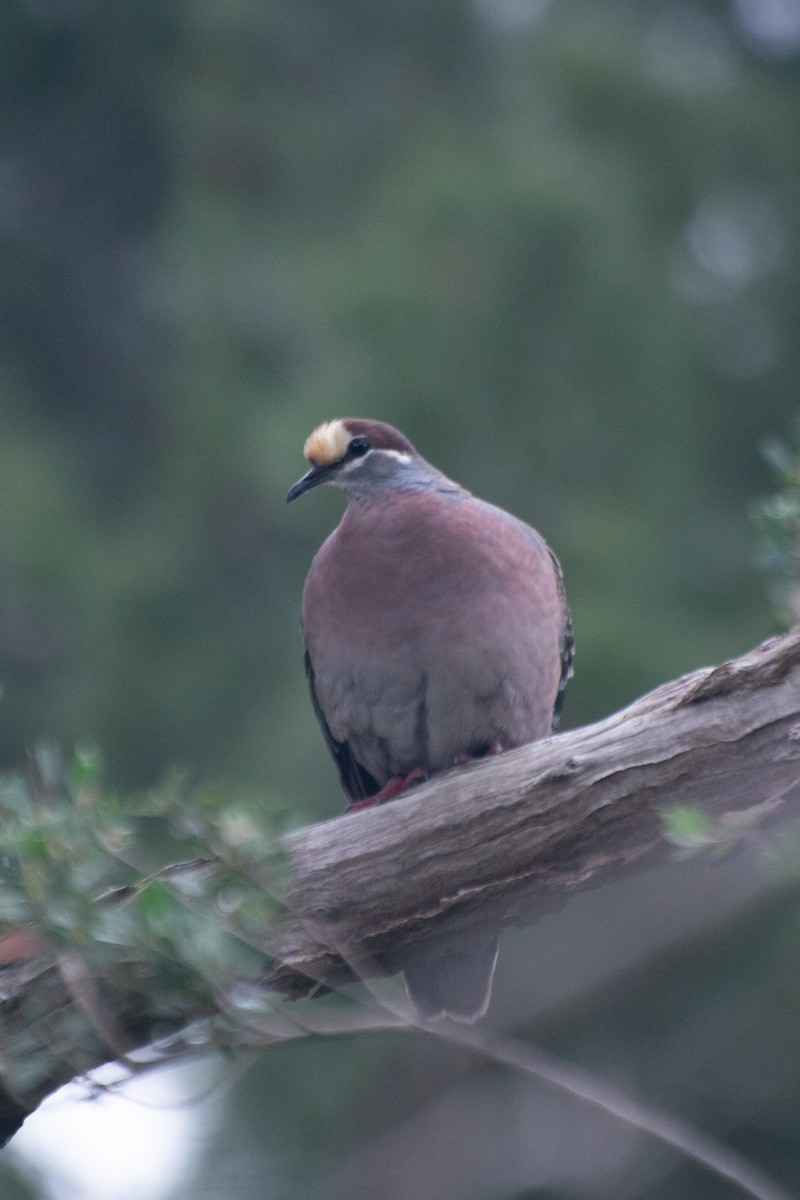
348,437,370,458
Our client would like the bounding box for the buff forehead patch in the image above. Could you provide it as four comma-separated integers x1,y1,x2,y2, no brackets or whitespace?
303,420,351,466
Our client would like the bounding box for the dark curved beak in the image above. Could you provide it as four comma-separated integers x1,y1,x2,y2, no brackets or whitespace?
286,463,335,503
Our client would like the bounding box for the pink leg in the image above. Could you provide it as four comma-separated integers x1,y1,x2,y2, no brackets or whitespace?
346,768,427,812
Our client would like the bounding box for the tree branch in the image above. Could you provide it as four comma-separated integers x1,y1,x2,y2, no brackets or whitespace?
269,625,800,995
0,627,798,1142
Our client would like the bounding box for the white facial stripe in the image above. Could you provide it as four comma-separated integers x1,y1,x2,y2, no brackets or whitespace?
340,454,369,473
339,448,412,472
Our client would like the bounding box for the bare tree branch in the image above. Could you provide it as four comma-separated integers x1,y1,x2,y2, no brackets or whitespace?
0,627,798,1147
269,626,800,996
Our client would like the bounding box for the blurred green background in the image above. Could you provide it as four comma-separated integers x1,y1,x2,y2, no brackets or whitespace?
2,0,800,1197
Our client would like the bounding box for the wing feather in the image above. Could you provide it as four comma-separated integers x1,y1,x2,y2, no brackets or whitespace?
304,649,380,802
548,547,574,731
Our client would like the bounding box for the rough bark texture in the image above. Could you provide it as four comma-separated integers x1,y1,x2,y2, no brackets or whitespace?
268,626,800,995
1,627,799,1142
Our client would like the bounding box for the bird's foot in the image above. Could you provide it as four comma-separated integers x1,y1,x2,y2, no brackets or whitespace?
346,768,427,812
454,742,505,766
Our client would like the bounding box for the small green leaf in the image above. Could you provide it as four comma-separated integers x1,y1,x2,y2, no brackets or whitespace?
136,881,182,931
660,804,716,855
71,745,103,787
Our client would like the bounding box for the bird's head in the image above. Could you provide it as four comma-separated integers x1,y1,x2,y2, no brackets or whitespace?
287,419,425,502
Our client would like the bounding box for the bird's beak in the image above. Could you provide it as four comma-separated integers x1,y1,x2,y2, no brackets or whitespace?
286,463,335,503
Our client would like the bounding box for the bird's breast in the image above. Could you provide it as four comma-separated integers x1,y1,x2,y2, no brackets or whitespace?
301,490,565,779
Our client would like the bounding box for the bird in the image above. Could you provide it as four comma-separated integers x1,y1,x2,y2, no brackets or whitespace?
287,418,573,1021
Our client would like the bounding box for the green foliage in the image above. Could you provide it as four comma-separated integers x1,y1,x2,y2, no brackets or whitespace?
658,802,753,859
0,747,293,1099
660,803,721,857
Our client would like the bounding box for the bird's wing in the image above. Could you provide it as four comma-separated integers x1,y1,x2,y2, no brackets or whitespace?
472,500,574,732
304,648,380,803
548,546,574,730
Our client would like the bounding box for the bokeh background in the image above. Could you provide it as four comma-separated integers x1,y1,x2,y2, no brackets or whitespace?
2,0,800,1196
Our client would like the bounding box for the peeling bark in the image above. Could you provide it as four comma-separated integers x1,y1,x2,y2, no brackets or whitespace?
268,627,800,994
1,627,799,1142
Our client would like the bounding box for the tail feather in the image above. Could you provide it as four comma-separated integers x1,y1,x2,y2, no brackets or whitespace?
403,935,499,1023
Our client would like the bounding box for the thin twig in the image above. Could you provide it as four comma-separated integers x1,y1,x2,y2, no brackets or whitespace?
443,1024,795,1200
57,953,138,1068
329,945,795,1200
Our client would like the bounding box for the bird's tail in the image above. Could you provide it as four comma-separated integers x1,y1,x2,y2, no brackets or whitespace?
403,934,499,1023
